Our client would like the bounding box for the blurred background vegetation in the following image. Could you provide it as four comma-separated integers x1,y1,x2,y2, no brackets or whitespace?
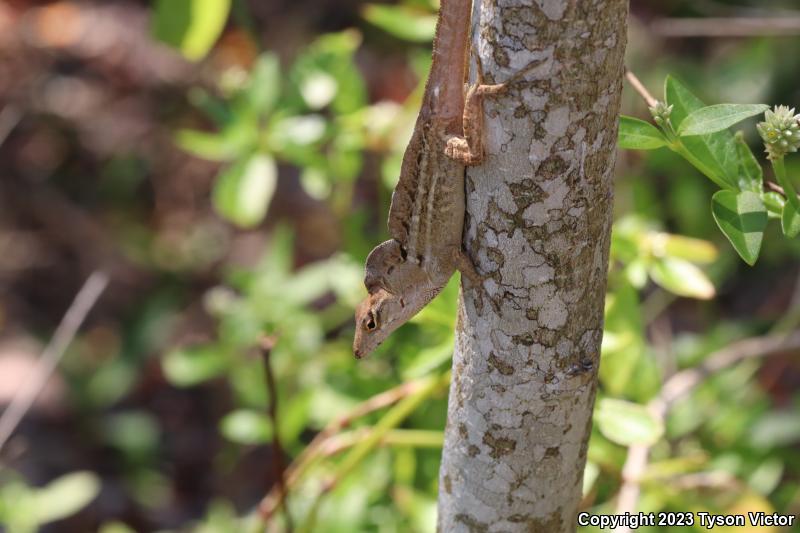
1,0,800,531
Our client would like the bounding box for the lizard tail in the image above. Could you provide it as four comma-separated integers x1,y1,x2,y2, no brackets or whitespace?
423,0,473,121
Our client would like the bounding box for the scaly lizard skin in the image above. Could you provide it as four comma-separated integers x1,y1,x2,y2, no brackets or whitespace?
353,0,537,358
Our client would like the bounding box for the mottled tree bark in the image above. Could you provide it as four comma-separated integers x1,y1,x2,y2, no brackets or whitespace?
437,1,628,531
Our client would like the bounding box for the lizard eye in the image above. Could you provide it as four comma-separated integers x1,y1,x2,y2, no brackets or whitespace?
364,311,378,331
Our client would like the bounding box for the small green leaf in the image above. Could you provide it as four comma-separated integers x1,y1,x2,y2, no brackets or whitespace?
362,4,438,42
33,472,101,525
299,167,332,200
600,280,645,396
649,257,715,300
763,191,785,219
678,104,769,136
750,412,800,449
290,31,366,114
213,153,277,228
102,412,160,456
582,461,600,497
163,346,228,387
652,233,718,264
220,410,273,444
300,71,339,109
152,0,231,61
782,202,800,238
735,133,763,192
624,259,648,289
595,398,664,446
271,115,327,147
665,76,739,189
711,190,768,265
175,129,238,161
247,53,282,115
617,116,668,150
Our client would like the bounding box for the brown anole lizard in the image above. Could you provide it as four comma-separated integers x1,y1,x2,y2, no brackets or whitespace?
353,0,539,359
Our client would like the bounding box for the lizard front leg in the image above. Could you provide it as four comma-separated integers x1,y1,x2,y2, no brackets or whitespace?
451,246,502,312
451,247,485,288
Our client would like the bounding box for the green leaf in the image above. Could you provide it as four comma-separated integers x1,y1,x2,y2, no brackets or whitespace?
247,53,282,115
270,115,327,147
175,129,239,162
763,191,785,218
595,398,664,446
649,257,715,300
362,4,438,42
33,472,101,525
665,76,739,189
750,412,800,449
213,153,277,228
300,71,338,109
782,202,800,238
163,346,228,387
582,461,600,497
677,104,769,136
152,0,231,61
617,116,668,150
711,190,768,265
650,232,718,264
290,31,366,114
735,133,763,192
600,280,645,396
220,410,273,444
102,412,160,456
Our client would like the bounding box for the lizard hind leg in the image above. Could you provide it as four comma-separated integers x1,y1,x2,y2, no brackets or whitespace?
444,53,545,167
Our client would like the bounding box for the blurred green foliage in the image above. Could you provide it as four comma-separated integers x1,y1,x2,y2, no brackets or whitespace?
3,0,800,532
0,472,101,533
153,0,233,61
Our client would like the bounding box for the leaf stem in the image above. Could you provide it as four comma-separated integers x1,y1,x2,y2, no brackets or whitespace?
772,157,800,209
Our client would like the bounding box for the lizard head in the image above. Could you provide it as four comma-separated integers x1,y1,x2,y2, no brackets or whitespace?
353,287,417,359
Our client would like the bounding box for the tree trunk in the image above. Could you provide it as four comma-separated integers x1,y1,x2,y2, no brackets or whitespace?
437,1,628,531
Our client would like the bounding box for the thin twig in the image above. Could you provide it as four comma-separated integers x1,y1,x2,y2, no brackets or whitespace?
317,428,444,457
658,331,800,409
260,336,293,532
296,373,446,533
0,271,109,453
624,67,658,108
651,17,800,38
767,180,785,195
616,443,650,517
614,330,800,523
257,377,430,522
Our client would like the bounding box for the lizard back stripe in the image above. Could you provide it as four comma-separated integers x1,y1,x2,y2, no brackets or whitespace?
406,128,433,261
423,150,442,261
